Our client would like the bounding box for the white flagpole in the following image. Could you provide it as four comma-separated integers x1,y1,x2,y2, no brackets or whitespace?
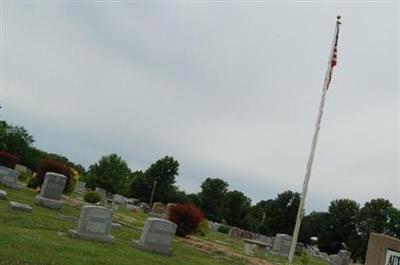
288,16,341,264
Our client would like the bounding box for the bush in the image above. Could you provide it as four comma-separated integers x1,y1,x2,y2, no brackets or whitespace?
0,151,19,168
18,171,32,182
36,159,73,193
27,177,38,189
167,203,204,237
195,219,209,236
218,225,230,234
84,191,101,203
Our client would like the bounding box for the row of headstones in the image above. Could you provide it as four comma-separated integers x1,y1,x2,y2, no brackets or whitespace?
76,182,151,213
1,171,179,256
70,205,178,255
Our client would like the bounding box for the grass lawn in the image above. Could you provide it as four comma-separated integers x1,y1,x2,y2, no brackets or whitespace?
0,185,327,265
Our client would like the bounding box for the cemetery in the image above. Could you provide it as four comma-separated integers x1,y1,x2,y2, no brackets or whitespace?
0,181,336,265
0,5,398,265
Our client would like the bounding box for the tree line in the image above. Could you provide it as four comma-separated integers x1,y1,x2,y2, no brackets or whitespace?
1,120,399,262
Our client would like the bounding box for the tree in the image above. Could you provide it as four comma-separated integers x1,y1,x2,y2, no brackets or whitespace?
223,190,251,228
143,156,179,203
299,211,330,245
0,121,34,167
86,154,131,195
355,199,400,261
198,178,228,222
318,199,360,256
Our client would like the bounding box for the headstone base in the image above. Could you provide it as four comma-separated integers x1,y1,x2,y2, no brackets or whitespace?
35,195,63,209
68,229,114,244
131,240,173,256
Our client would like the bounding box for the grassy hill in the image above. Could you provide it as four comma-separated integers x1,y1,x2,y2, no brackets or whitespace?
0,186,328,265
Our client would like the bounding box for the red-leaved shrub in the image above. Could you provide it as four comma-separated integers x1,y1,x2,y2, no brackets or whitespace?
0,151,19,168
167,203,204,237
36,159,73,193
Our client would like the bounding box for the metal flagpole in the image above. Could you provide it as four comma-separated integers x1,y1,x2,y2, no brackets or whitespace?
288,16,341,264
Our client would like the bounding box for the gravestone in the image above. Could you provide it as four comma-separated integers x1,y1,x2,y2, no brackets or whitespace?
15,164,32,175
8,201,32,213
132,217,177,256
208,221,221,231
243,239,272,256
139,202,151,213
0,189,7,199
95,187,106,202
241,230,255,239
35,172,66,209
150,202,166,217
0,166,19,189
162,203,176,219
296,242,305,252
75,181,87,193
330,250,351,265
229,227,242,238
272,234,292,256
69,205,114,243
113,194,127,204
365,233,400,265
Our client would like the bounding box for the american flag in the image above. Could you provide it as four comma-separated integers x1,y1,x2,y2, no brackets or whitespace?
326,19,341,89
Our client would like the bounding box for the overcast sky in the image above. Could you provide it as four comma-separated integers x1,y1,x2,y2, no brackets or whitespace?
1,1,399,212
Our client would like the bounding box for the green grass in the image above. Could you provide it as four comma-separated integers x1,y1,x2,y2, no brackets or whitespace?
0,185,327,265
0,186,244,265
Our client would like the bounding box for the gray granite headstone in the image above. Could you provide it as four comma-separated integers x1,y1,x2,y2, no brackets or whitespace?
35,172,66,209
69,205,114,243
75,181,87,193
132,217,177,256
330,250,351,265
8,201,32,213
0,189,7,199
113,194,127,204
272,233,292,256
0,166,19,189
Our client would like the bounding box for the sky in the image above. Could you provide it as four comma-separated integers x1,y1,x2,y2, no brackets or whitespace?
1,1,399,212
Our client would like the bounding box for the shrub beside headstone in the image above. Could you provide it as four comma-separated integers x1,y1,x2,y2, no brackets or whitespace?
84,191,101,203
167,203,204,237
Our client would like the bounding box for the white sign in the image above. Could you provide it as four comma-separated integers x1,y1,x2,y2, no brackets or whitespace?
385,250,400,265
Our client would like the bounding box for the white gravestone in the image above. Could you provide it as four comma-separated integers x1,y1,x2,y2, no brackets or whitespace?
69,205,114,243
75,181,87,193
272,233,293,256
0,166,19,189
132,218,177,256
35,172,66,209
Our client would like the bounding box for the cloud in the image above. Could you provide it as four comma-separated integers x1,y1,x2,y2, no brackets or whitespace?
3,2,399,211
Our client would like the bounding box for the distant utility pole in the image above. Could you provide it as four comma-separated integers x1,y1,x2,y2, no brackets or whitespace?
149,180,157,206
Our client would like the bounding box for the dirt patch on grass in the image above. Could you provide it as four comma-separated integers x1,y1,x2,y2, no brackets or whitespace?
180,236,273,265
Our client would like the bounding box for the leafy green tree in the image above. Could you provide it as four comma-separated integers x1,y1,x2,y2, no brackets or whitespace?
199,178,229,222
143,156,179,203
318,199,360,256
86,154,131,195
0,121,34,167
299,211,330,245
355,199,400,261
223,190,251,228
